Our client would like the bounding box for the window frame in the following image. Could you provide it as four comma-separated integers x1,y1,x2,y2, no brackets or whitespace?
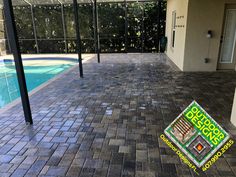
171,10,176,48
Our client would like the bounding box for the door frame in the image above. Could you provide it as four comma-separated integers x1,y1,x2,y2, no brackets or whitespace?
218,4,236,70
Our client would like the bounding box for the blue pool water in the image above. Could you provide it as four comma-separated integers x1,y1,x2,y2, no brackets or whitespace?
0,59,76,108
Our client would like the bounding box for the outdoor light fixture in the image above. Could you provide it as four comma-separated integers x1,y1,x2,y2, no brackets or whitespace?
206,30,213,38
204,30,213,63
204,58,210,63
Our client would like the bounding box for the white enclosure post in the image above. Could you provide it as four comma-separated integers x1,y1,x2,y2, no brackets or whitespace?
231,89,236,126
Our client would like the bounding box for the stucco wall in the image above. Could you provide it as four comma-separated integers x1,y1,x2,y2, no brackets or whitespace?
231,89,236,126
165,0,189,70
184,0,236,71
166,0,236,71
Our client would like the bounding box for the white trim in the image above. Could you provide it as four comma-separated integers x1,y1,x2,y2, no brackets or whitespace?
220,9,236,64
171,10,176,49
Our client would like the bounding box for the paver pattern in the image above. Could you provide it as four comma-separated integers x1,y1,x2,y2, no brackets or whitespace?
0,53,236,177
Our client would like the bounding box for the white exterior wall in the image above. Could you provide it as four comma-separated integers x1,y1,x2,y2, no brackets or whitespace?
231,89,236,126
166,0,236,71
165,0,189,70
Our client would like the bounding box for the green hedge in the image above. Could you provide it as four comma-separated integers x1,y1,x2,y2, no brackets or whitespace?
11,1,166,54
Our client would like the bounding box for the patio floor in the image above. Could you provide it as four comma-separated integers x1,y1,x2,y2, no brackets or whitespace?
1,53,236,177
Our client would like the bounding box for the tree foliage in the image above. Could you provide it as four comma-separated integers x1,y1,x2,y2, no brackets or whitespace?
12,1,166,54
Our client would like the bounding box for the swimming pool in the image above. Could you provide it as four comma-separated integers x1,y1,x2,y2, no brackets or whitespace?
0,58,76,109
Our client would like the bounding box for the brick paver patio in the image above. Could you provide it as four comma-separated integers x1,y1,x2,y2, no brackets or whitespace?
1,53,236,177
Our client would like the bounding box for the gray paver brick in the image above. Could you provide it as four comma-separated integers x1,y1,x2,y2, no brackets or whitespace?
0,54,235,177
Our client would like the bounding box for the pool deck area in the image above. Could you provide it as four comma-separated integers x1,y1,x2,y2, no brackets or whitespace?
1,53,236,177
0,54,95,112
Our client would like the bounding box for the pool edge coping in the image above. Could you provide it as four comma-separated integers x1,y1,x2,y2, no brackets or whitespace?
0,63,79,115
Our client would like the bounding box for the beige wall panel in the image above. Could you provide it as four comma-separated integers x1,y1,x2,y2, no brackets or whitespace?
231,89,236,126
166,0,236,71
165,0,189,71
184,0,225,71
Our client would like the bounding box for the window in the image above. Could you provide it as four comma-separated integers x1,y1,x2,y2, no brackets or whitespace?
171,11,176,48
